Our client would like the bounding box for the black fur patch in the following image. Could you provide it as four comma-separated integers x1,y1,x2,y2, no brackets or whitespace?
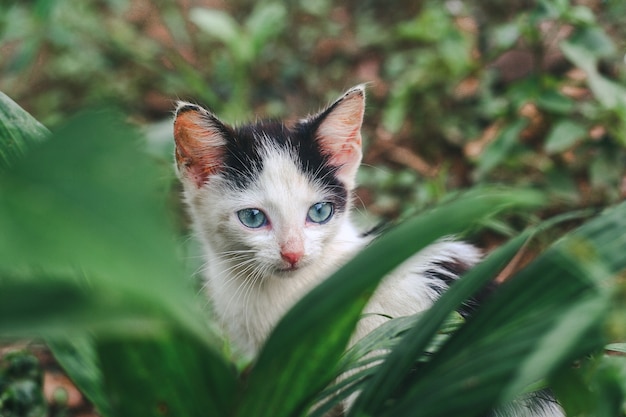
424,260,497,318
220,119,349,212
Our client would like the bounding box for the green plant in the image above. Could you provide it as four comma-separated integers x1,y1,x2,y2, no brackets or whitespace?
1,91,625,417
0,350,46,417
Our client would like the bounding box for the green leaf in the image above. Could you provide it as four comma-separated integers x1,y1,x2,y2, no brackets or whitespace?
239,189,545,417
372,201,626,417
606,343,626,354
0,109,208,339
97,330,238,417
245,2,286,54
190,8,240,46
474,118,527,179
48,337,112,417
536,90,574,114
561,41,626,110
350,229,534,417
544,119,587,154
0,278,167,337
568,26,616,59
0,91,49,171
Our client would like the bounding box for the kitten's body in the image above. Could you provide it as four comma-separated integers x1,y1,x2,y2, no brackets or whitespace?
173,86,562,416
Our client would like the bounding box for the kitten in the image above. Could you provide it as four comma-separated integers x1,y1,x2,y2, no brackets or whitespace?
173,86,562,417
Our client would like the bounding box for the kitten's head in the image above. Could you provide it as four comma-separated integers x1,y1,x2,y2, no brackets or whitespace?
173,86,365,277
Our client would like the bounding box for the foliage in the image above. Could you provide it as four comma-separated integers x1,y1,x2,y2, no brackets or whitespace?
1,1,625,416
0,350,46,417
1,89,625,416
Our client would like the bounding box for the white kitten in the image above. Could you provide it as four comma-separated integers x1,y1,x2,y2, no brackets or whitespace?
173,86,562,417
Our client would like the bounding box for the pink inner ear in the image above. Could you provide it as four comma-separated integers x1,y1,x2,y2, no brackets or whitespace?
174,110,226,188
315,88,365,184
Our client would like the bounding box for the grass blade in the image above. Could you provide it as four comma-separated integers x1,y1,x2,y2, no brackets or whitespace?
0,92,49,170
378,202,626,417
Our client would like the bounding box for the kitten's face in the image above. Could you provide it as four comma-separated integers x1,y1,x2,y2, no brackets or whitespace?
174,86,365,277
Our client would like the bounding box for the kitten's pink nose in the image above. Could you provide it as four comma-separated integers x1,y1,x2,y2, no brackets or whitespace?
281,250,303,266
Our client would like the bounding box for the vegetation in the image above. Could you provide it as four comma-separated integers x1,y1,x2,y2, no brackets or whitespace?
1,0,625,416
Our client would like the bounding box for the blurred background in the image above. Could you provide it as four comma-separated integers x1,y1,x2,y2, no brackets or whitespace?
1,0,625,224
1,1,626,415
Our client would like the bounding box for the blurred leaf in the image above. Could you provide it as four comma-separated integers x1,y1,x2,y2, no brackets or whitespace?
97,330,238,417
553,353,626,417
0,278,168,337
544,119,587,154
246,2,286,54
536,90,575,114
606,344,626,354
381,88,409,133
491,22,520,51
190,8,240,46
239,189,545,417
396,4,451,42
566,5,596,25
474,118,527,179
560,39,596,72
561,40,626,110
0,92,49,171
568,26,616,59
0,109,211,339
0,350,46,417
48,337,112,417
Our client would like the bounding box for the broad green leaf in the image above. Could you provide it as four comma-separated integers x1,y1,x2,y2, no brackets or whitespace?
190,8,240,46
561,41,626,110
560,40,596,73
536,90,574,114
474,119,527,179
568,26,616,59
544,119,587,154
373,201,626,417
0,278,168,337
238,189,545,417
0,109,207,339
0,91,49,170
350,228,534,417
245,2,286,54
97,330,238,417
606,344,626,354
47,337,112,417
553,353,626,417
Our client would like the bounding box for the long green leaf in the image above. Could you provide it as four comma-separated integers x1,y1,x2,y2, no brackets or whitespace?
97,330,238,417
350,228,533,416
47,337,112,417
0,91,49,170
377,202,626,417
0,109,206,339
238,189,545,417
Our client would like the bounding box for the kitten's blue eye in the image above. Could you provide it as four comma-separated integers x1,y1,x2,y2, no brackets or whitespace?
307,202,334,224
237,208,268,229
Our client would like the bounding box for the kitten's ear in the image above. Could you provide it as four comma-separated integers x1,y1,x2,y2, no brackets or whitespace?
314,85,365,189
173,102,229,188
